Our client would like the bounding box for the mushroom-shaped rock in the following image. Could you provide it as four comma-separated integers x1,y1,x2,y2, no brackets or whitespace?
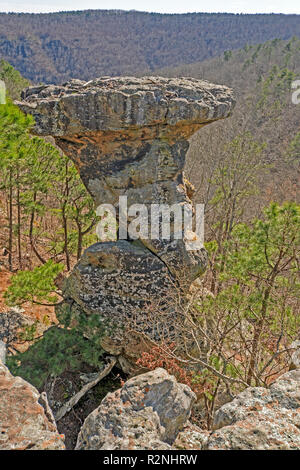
17,77,234,367
17,77,234,282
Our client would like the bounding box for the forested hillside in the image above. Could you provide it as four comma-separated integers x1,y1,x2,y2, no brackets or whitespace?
0,60,97,323
154,37,300,208
0,10,300,83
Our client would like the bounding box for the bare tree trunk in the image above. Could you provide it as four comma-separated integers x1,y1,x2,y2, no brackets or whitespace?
77,226,83,261
29,192,46,264
62,204,70,271
62,162,70,271
16,166,22,268
246,285,272,385
8,168,13,271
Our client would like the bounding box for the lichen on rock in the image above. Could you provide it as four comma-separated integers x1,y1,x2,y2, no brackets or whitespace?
175,369,300,451
17,76,234,280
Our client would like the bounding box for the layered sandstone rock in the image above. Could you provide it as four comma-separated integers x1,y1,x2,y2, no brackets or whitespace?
17,77,234,365
0,360,65,450
290,340,300,370
174,369,300,450
75,367,196,450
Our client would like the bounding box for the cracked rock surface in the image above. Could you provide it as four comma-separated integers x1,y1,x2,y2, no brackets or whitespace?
17,76,234,281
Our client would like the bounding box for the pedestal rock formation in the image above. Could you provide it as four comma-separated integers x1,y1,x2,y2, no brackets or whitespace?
0,359,65,450
17,77,234,366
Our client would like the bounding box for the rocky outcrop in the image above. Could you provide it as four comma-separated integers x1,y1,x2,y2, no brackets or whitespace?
175,369,300,450
208,369,300,450
0,307,35,348
0,360,65,450
75,367,196,450
17,77,234,366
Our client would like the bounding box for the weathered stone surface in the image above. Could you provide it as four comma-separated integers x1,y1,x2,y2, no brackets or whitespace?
172,369,300,451
207,369,300,450
207,415,300,450
174,423,209,450
290,340,300,370
75,368,300,450
58,240,176,372
0,360,65,450
0,307,34,347
213,370,300,431
62,240,173,324
59,241,194,373
99,330,156,376
75,367,196,450
18,76,233,135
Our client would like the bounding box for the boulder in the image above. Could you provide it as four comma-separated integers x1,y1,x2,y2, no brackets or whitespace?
75,367,196,450
0,307,34,347
290,340,300,370
17,77,234,367
177,369,300,450
0,360,65,450
61,240,174,332
17,76,234,282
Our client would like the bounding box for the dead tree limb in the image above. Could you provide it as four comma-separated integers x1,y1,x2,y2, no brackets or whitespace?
55,356,117,422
